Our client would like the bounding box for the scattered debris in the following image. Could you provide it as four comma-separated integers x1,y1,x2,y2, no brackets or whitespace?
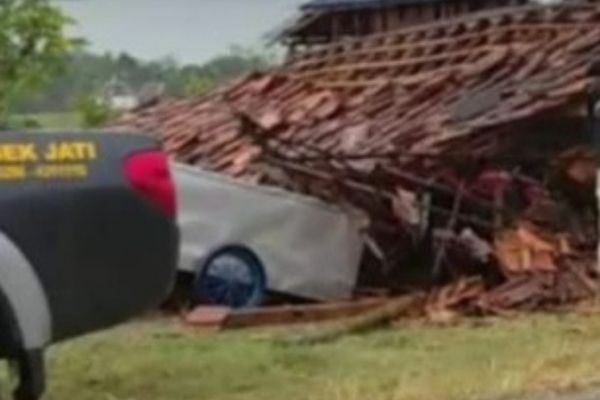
185,299,387,330
494,223,566,275
279,295,422,345
118,3,600,324
184,306,231,330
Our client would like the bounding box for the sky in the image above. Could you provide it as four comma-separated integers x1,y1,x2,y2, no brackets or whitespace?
55,0,305,65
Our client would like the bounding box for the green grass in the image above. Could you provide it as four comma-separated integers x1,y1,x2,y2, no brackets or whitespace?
6,313,600,400
10,112,81,129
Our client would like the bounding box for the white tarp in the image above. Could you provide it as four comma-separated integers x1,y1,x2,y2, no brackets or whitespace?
172,162,365,301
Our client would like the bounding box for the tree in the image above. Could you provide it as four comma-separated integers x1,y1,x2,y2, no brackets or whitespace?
14,47,276,114
199,46,275,83
74,94,114,128
0,0,80,124
183,74,213,96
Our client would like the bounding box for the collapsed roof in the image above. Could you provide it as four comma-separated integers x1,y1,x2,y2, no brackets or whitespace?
299,0,583,10
300,0,447,11
278,0,531,45
118,2,600,309
117,2,600,183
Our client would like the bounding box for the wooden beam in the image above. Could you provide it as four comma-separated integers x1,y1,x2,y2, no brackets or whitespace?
223,298,388,329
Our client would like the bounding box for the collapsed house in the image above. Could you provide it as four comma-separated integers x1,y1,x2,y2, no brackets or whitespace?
118,2,600,315
276,0,530,52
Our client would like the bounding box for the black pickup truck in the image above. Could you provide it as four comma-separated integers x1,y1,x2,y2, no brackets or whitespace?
0,132,178,400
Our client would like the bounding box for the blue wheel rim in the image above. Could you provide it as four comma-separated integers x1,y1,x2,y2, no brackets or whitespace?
194,247,266,308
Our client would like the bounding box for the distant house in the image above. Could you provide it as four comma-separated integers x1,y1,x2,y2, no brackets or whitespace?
137,82,166,108
99,78,167,111
100,77,139,111
278,0,530,51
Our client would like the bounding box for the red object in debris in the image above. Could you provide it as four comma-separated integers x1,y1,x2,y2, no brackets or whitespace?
472,169,514,199
472,169,545,206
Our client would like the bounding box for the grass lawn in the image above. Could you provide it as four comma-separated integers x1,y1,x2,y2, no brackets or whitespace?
10,112,81,129
7,313,600,400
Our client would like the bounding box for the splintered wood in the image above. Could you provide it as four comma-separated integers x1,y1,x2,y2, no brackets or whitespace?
118,3,600,317
494,223,567,274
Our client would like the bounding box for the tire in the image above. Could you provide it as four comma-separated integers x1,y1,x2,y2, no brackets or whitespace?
0,288,22,358
192,246,266,308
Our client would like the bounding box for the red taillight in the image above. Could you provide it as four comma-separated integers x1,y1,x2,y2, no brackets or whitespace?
124,151,176,218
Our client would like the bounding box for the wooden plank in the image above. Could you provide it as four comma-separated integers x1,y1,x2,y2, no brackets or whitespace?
294,47,495,80
222,298,388,329
185,306,232,330
278,295,422,345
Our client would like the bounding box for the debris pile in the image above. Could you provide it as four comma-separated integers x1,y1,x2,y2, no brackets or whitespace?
118,3,600,317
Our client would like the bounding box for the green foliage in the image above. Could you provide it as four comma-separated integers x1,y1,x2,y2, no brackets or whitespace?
15,46,275,113
75,94,113,128
10,111,80,129
6,114,41,129
184,75,213,96
17,116,40,128
0,0,81,122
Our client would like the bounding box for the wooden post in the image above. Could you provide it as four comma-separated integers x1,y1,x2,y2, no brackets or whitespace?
332,13,339,41
353,10,360,35
432,181,465,279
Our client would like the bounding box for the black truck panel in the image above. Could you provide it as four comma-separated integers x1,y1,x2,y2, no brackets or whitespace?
0,131,178,343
